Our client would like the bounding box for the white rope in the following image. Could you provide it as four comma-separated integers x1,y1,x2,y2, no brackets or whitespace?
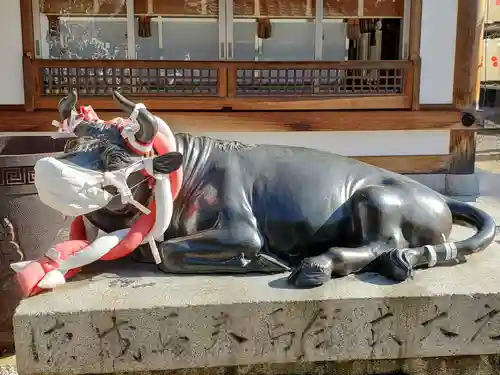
424,245,437,268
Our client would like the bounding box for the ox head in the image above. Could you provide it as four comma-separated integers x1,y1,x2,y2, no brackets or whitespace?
34,90,183,218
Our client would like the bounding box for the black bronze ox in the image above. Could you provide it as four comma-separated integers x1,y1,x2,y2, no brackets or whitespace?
48,91,496,287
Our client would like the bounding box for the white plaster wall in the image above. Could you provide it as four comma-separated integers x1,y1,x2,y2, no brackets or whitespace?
0,0,24,105
12,130,451,157
183,130,451,157
419,0,458,105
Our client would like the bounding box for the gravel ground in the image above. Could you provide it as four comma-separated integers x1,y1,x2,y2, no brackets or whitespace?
0,356,16,375
0,365,16,375
476,118,500,163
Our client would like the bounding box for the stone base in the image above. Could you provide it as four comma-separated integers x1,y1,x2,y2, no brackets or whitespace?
445,174,480,196
112,356,500,375
13,199,500,375
7,356,500,375
407,174,446,193
406,174,481,197
5,354,500,375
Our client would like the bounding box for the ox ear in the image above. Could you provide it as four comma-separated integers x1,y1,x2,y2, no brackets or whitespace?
58,89,78,120
152,152,183,175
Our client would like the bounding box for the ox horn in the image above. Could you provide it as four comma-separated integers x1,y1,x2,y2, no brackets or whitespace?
58,88,78,121
112,90,158,144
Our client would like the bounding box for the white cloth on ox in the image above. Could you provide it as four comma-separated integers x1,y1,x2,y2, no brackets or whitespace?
57,229,130,273
35,107,178,274
35,157,113,217
146,175,173,264
34,156,153,217
35,153,175,267
79,114,175,245
38,228,130,290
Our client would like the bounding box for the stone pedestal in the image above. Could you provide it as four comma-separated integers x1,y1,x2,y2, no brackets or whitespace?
0,136,71,356
12,205,500,375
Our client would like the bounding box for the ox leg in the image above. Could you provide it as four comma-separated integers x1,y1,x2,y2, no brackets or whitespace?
289,185,409,288
157,227,290,274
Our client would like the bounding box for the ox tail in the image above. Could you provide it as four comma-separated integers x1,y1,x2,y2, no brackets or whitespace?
377,197,496,282
444,196,496,256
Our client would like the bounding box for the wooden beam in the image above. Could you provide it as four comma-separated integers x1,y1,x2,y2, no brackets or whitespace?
0,105,26,111
419,104,457,110
453,0,486,109
0,109,464,133
33,95,412,112
448,129,476,174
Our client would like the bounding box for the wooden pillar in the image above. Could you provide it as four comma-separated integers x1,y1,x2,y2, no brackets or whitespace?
20,0,35,111
453,0,486,108
450,0,486,174
409,0,422,110
448,130,476,174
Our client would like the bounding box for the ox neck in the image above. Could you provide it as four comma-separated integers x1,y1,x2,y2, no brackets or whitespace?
172,133,214,204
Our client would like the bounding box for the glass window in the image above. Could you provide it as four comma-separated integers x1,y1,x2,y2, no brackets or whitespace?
322,20,346,61
135,0,220,61
162,19,219,61
259,20,315,61
135,18,219,61
34,0,408,62
232,0,316,61
36,0,128,59
44,18,128,59
321,0,405,61
233,20,256,61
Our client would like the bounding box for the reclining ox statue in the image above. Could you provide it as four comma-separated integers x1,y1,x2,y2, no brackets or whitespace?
11,90,497,296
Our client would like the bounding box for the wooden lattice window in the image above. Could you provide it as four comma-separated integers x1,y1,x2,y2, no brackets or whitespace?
235,66,405,96
41,65,220,96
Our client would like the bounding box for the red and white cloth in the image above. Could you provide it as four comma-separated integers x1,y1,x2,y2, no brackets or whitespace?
14,105,182,297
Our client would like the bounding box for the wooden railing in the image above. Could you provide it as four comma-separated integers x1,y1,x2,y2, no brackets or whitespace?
27,59,414,111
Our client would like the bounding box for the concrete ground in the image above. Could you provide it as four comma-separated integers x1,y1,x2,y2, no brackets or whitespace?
477,133,500,163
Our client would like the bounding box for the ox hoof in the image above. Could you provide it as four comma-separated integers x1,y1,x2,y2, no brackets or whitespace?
288,255,333,288
375,248,413,282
